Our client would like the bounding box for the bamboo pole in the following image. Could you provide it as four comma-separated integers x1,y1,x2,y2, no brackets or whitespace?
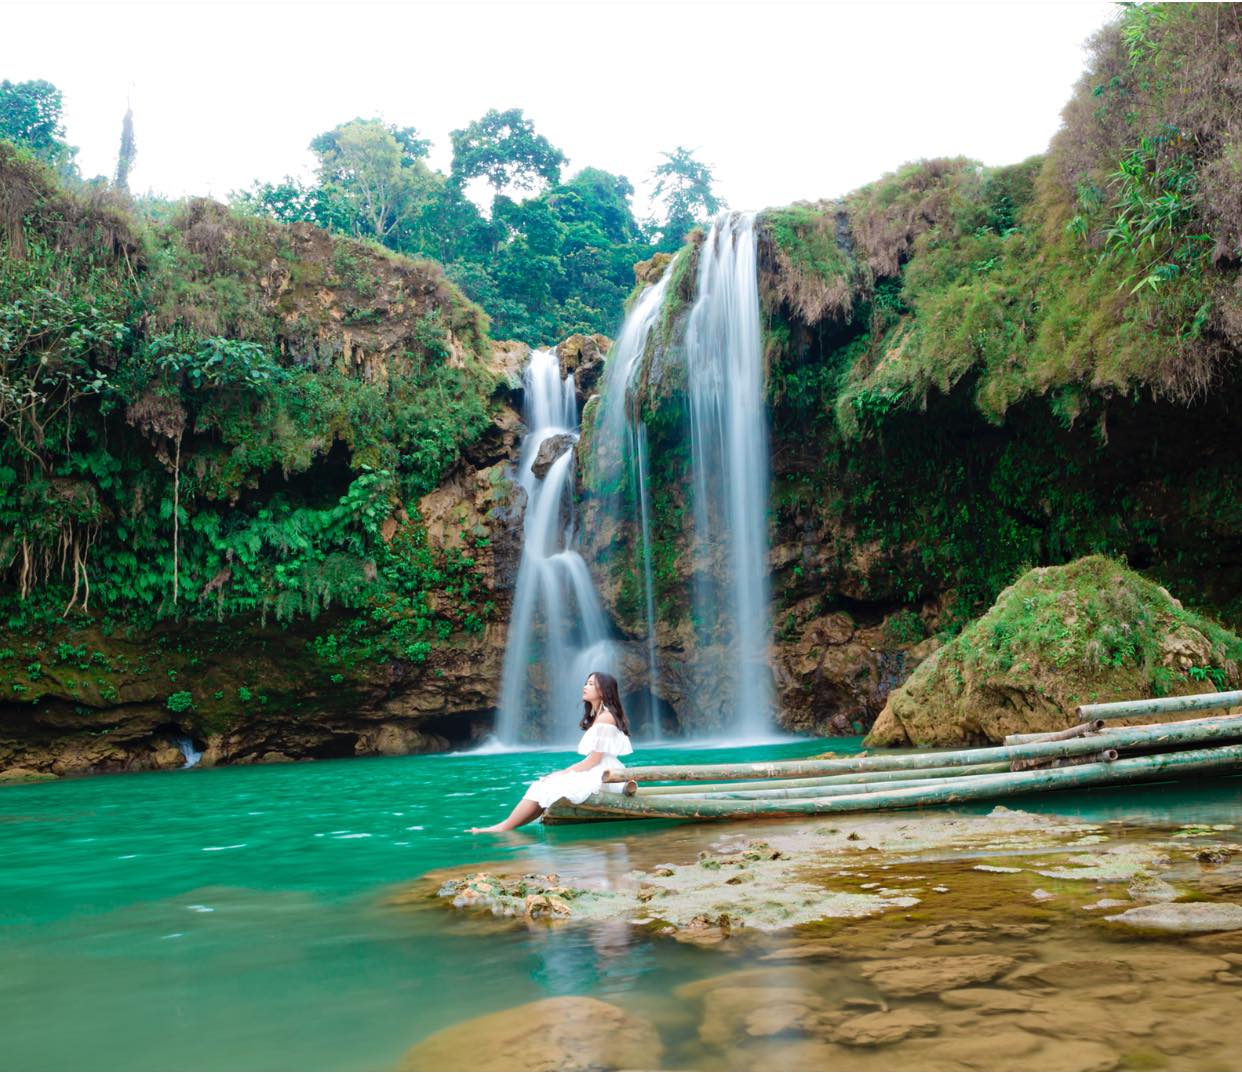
546,743,1242,823
603,714,1242,784
1078,690,1242,722
634,761,1014,796
693,750,1122,800
1004,720,1105,745
1010,748,1118,771
681,771,1023,801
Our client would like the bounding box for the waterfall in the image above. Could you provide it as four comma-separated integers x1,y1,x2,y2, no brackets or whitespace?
594,272,673,738
683,211,774,737
496,349,614,745
497,212,773,744
175,736,202,769
631,421,662,740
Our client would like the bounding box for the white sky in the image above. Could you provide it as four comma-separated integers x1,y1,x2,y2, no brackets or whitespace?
2,0,1116,220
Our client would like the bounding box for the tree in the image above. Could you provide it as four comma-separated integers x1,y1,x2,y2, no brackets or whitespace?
114,105,136,193
308,119,437,242
449,108,566,195
650,146,724,249
0,79,78,173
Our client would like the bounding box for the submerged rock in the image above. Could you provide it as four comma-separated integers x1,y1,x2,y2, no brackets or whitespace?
859,954,1016,996
830,1008,939,1046
398,995,662,1071
1105,902,1242,933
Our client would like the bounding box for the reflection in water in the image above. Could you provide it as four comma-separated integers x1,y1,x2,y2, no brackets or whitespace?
2,744,1240,1070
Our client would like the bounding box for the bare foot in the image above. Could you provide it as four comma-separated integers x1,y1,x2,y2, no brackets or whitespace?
468,824,502,834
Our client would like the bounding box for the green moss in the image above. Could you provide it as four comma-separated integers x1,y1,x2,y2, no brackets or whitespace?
919,555,1240,704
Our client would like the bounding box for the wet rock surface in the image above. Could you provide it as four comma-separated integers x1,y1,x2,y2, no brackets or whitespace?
398,995,663,1071
400,807,1242,1071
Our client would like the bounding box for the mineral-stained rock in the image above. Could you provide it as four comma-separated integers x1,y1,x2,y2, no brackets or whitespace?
397,995,663,1071
1105,902,1242,933
555,333,611,405
0,767,58,784
353,722,449,756
859,954,1016,996
830,1008,939,1047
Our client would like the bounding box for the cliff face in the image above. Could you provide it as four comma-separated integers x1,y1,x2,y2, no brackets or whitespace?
0,144,540,777
5,6,1241,772
576,6,1242,741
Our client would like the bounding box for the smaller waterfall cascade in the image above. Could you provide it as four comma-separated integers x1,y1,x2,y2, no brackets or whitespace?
496,350,613,745
683,211,774,738
175,736,202,769
594,272,673,738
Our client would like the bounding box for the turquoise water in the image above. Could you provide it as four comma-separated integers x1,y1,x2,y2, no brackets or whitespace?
0,738,829,1070
2,739,1240,1070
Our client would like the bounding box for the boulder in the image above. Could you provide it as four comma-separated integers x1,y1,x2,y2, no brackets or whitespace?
555,333,610,405
1105,902,1242,933
530,433,577,480
867,555,1242,746
397,995,662,1071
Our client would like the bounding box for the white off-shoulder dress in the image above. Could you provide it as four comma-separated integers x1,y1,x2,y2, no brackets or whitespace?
524,720,634,809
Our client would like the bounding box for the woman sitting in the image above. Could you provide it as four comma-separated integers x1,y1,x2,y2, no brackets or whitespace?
469,671,633,833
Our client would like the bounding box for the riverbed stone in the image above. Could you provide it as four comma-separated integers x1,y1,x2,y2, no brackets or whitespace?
939,988,1039,1012
675,966,825,1001
698,986,831,1045
1005,958,1134,989
1105,902,1242,933
397,995,662,1071
829,1008,939,1046
859,954,1016,996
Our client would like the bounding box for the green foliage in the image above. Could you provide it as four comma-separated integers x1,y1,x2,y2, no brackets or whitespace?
882,609,927,648
650,147,724,251
1103,125,1212,296
0,141,502,693
0,79,77,174
449,108,565,193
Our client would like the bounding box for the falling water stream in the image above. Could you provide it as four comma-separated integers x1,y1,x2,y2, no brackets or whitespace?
499,213,774,744
682,212,774,737
495,350,613,745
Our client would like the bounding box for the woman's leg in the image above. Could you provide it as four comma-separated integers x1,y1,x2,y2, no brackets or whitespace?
469,798,544,833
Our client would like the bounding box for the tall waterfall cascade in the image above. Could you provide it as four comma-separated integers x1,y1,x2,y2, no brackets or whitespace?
495,349,613,745
496,211,774,745
683,211,775,737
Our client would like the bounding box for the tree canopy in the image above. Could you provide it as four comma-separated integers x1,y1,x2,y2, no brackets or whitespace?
0,79,77,174
449,107,566,194
650,146,724,249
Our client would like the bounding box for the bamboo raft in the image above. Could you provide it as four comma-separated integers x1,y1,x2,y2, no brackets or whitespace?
541,690,1242,825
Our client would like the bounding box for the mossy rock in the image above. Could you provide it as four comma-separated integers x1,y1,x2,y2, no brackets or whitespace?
867,555,1242,747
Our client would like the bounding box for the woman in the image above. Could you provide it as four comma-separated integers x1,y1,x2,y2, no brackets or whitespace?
469,671,633,833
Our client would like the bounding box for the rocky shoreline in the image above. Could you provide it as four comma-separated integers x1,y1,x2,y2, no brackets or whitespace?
395,806,1242,1070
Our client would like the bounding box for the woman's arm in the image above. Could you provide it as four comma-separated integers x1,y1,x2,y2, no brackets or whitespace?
564,710,618,771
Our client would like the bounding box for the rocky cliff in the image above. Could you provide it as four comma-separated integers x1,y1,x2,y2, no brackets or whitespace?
575,5,1242,741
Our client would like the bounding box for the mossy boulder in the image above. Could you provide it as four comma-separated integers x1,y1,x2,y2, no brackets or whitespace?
866,556,1242,747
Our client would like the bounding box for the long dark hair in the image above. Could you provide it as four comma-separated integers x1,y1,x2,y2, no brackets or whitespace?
580,671,629,734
